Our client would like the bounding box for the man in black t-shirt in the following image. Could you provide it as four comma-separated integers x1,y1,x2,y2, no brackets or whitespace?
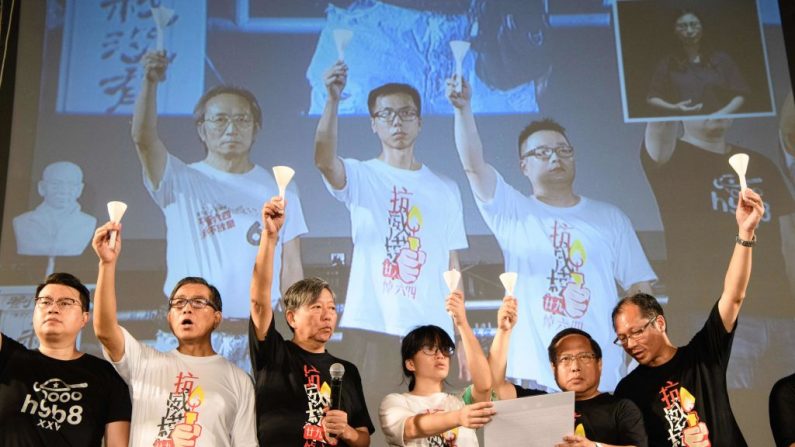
612,188,765,447
769,372,795,447
0,272,131,446
249,197,374,447
489,297,648,447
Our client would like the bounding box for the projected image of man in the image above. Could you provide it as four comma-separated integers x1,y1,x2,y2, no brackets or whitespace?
447,78,656,391
130,51,308,370
314,62,468,401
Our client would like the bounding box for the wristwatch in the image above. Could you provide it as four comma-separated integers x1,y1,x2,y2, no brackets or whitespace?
736,234,757,247
594,443,603,447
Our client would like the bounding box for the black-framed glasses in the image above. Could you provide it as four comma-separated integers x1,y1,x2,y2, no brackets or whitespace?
202,114,254,130
613,319,656,346
420,345,455,358
372,108,419,122
169,297,217,311
520,144,574,160
556,352,598,367
34,296,82,310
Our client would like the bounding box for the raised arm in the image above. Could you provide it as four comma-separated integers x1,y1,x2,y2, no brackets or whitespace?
250,197,285,341
92,222,125,361
314,61,348,190
718,188,765,331
488,296,519,400
446,291,491,402
644,121,680,165
131,51,169,188
446,77,498,202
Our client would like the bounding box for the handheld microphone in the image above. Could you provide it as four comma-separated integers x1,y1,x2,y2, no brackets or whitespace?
330,363,345,410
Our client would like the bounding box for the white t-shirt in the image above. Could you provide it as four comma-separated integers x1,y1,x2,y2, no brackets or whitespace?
104,327,258,447
380,392,478,447
324,158,468,337
475,173,656,391
146,154,308,317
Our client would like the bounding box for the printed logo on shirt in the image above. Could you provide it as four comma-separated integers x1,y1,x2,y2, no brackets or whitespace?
419,409,459,447
152,371,204,447
20,378,87,431
382,186,427,299
197,204,236,238
302,364,333,446
711,174,770,222
659,381,711,446
541,220,592,331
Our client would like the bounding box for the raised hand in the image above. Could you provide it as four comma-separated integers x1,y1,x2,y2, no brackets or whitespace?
736,188,765,235
497,296,518,331
445,290,467,327
324,61,348,101
142,50,169,83
445,76,472,109
92,221,122,263
261,196,286,238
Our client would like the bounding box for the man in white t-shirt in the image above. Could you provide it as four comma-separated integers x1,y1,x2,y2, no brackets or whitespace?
446,77,656,391
92,221,257,447
314,62,468,404
131,51,307,368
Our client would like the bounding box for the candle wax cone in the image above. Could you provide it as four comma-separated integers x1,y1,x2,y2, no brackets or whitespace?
728,153,749,190
272,166,295,198
333,29,354,61
107,201,128,223
443,269,461,292
450,40,470,92
151,6,175,51
499,272,518,296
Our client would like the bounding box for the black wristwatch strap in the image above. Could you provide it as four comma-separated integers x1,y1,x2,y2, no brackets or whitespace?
736,234,757,247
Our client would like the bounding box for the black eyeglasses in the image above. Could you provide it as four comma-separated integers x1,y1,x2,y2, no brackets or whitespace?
372,108,419,122
556,352,598,366
613,319,656,346
419,345,455,357
520,144,574,160
169,297,217,311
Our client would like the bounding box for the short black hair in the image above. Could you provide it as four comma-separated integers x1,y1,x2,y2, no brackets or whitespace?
193,85,263,130
400,325,455,391
547,328,602,364
36,273,91,312
367,83,422,117
517,118,569,158
169,277,222,312
611,293,665,331
282,277,336,333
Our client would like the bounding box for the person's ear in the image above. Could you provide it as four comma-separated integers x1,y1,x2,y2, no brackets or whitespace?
197,123,207,143
286,310,297,329
405,359,415,372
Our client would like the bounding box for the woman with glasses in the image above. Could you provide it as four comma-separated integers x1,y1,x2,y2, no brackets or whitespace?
91,221,258,447
379,291,495,446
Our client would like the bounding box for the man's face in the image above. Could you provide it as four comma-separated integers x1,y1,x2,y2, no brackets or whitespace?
39,164,83,210
520,130,575,188
32,283,88,344
370,93,422,150
675,13,703,45
551,334,601,398
197,93,258,160
287,289,338,345
683,118,733,140
166,283,221,343
613,303,665,366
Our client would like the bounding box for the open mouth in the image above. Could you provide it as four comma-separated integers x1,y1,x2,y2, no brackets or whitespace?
180,318,194,328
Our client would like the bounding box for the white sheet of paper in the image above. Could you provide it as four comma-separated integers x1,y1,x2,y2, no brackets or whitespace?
484,391,574,446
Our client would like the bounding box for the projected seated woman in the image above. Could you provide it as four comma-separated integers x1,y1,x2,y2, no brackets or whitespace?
379,293,495,446
646,9,748,116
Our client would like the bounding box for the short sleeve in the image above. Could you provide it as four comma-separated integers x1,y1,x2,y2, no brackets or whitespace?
0,334,24,371
345,364,376,434
769,374,795,447
231,370,259,447
379,393,413,446
101,326,154,385
688,301,735,368
647,58,673,101
616,398,649,447
103,363,133,423
322,157,361,205
611,208,657,290
144,153,190,208
713,52,749,96
474,170,527,240
248,317,287,372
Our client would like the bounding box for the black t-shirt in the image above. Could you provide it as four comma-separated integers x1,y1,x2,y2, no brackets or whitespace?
642,140,795,316
614,302,746,447
0,334,132,446
769,372,795,447
515,385,647,446
249,319,374,447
